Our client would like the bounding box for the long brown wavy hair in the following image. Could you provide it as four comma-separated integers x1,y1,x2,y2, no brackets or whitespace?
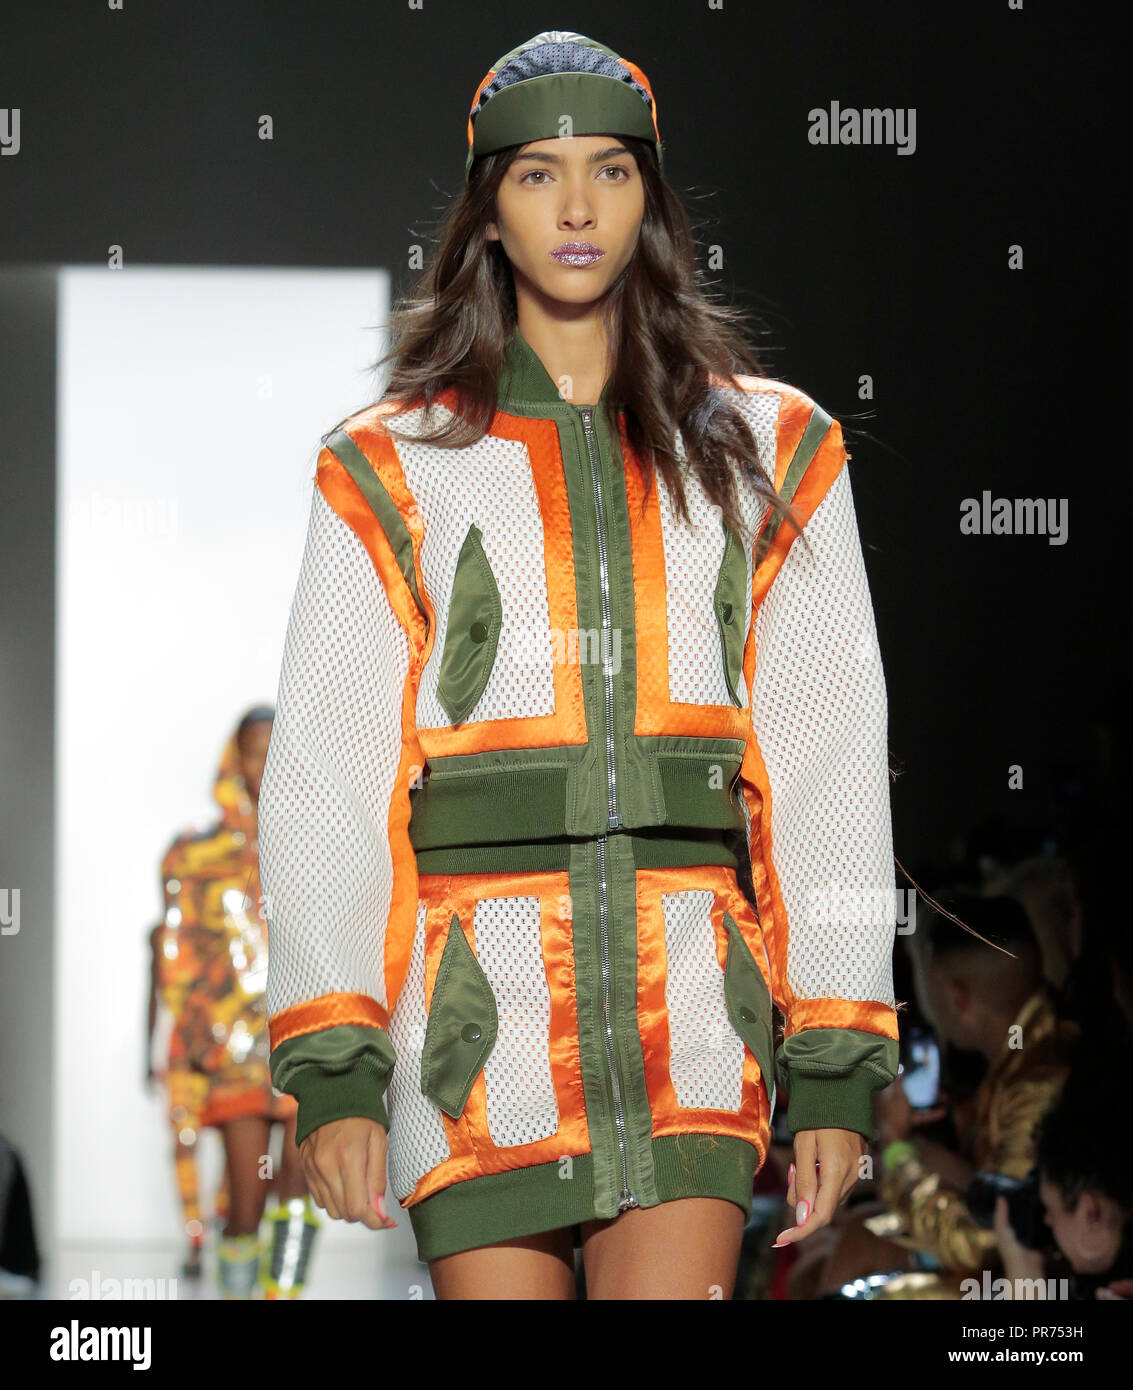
327,134,806,553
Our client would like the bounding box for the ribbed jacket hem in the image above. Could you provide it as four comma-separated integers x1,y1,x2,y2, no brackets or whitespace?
406,1134,759,1262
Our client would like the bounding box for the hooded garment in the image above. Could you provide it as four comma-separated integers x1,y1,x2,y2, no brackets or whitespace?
158,718,297,1129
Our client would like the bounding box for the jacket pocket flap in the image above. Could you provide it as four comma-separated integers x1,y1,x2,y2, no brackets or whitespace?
420,913,499,1118
713,528,748,707
722,910,774,1093
436,522,503,725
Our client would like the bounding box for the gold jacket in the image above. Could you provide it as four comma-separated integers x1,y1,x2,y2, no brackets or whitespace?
877,986,1078,1272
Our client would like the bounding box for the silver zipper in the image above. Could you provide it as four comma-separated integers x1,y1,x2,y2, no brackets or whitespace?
579,406,620,833
579,405,637,1213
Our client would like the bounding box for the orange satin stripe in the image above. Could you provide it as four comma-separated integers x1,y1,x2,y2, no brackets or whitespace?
787,997,899,1039
737,724,792,1019
622,430,669,737
268,992,390,1048
634,865,679,1123
315,430,431,669
635,865,769,1166
314,435,429,1020
412,401,590,759
314,423,419,1016
404,870,591,1206
384,686,426,1014
752,410,849,608
620,417,758,740
739,403,853,1015
538,874,591,1162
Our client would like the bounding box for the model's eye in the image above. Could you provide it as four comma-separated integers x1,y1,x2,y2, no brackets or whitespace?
520,169,549,184
601,165,631,180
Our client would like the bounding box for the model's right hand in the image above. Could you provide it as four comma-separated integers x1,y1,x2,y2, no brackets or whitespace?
298,1116,397,1231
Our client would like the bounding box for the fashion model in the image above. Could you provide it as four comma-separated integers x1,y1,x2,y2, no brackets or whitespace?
258,30,900,1300
157,708,320,1297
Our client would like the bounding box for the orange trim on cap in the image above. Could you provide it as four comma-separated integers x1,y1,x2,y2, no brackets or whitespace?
268,992,391,1049
467,68,499,150
617,57,661,143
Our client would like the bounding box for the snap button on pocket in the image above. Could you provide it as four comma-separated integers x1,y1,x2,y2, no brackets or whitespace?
435,522,503,725
721,911,775,1100
420,913,499,1119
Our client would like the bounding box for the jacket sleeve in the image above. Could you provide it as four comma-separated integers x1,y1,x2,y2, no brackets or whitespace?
258,447,424,1147
739,402,900,1139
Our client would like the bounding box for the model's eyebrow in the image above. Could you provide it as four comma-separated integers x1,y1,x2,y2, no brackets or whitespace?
512,145,631,166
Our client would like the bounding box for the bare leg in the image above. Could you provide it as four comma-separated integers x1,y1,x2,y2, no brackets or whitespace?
220,1115,272,1237
428,1228,578,1300
581,1197,745,1299
270,1111,307,1202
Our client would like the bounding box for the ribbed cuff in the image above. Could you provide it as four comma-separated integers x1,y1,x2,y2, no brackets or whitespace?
288,1058,392,1148
784,1067,879,1139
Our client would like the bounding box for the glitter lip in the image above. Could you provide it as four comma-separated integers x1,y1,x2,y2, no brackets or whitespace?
550,242,606,267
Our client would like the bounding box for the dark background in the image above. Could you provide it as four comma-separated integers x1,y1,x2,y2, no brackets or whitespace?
0,0,1123,940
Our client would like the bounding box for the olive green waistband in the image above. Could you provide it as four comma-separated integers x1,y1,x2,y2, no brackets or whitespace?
408,752,748,853
414,826,739,876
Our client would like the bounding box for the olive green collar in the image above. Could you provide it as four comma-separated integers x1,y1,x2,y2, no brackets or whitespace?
496,322,617,412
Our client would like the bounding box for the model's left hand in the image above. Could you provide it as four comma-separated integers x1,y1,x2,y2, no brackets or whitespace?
773,1128,866,1246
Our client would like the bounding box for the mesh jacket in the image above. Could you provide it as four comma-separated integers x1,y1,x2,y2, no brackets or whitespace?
258,323,900,1260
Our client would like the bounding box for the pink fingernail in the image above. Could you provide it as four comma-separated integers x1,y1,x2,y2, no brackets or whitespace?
787,1162,796,1188
772,1241,789,1249
375,1194,387,1220
796,1199,810,1225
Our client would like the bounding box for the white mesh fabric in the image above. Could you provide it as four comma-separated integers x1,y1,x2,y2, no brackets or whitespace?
662,889,745,1111
388,401,557,728
749,464,896,1006
260,485,411,1018
662,388,778,707
387,903,451,1199
472,897,559,1147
